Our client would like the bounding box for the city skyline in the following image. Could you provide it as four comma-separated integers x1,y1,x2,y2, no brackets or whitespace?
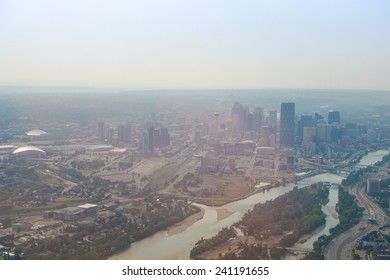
1,1,390,90
1,0,390,265
0,89,389,261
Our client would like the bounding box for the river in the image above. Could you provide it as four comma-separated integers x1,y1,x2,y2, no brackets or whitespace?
110,149,389,260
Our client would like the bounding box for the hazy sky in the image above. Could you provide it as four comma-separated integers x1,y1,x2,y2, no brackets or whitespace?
0,0,389,90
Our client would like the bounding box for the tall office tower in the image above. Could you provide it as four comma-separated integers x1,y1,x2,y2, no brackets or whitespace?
108,127,115,144
303,127,316,144
328,111,340,124
153,128,161,147
316,124,333,142
346,123,358,138
98,122,105,143
147,126,155,152
298,114,314,143
280,102,295,147
268,110,277,134
253,107,264,133
213,112,220,139
124,122,132,144
243,106,249,131
160,128,170,146
246,113,254,131
231,101,245,132
117,124,125,143
331,127,345,143
117,122,132,145
142,132,150,155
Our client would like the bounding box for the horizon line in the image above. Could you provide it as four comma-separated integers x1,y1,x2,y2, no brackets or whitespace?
0,85,389,93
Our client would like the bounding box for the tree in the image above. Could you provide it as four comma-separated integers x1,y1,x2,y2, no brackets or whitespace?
1,217,12,228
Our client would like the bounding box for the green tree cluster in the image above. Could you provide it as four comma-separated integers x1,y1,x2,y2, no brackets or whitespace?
22,204,200,259
190,227,237,258
240,184,328,248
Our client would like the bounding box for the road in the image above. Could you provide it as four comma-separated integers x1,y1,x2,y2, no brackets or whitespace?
325,180,387,259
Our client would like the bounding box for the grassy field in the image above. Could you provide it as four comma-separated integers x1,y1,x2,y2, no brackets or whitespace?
147,158,191,190
54,197,88,205
35,172,65,186
201,175,253,198
182,175,256,206
0,197,89,219
79,169,93,177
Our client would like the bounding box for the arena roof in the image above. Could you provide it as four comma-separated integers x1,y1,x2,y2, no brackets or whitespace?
26,130,48,136
12,146,45,155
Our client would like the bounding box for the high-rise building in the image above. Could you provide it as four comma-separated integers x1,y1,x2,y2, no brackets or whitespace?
117,124,125,143
153,128,161,147
231,101,245,132
303,127,316,144
331,127,345,143
147,126,154,152
142,132,150,155
298,114,314,143
246,113,254,131
316,124,333,142
268,110,277,134
124,122,132,144
328,111,340,124
243,106,249,131
108,128,114,144
98,122,105,143
280,102,295,147
160,128,170,146
346,123,358,138
253,107,264,133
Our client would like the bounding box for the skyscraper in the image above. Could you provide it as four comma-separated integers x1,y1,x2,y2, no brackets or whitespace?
298,114,314,143
246,113,254,131
253,107,264,133
231,101,245,132
142,132,150,155
124,122,132,144
117,124,125,143
148,126,155,152
328,111,341,124
160,128,170,146
280,102,295,147
98,122,105,143
268,110,277,134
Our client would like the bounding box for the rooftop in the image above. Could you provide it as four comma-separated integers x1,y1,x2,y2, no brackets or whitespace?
12,146,45,155
26,130,48,136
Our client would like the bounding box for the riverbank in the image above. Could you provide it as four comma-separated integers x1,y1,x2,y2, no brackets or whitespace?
190,183,331,259
108,150,387,260
109,172,346,259
168,208,205,236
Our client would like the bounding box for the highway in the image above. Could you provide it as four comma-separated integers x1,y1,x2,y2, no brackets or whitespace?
325,180,387,260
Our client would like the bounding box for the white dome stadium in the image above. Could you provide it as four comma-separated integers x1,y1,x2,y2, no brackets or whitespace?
12,146,46,158
26,130,48,136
